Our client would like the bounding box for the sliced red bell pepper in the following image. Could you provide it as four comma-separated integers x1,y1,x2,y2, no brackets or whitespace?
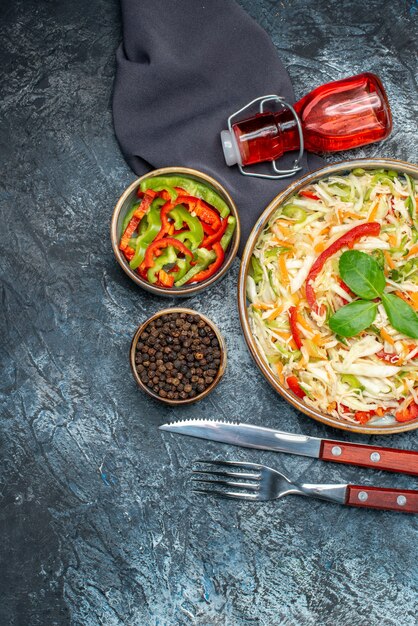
376,350,401,365
190,242,224,283
406,344,418,357
305,222,381,315
158,269,175,287
299,190,320,201
288,306,303,349
355,406,390,423
338,278,356,298
137,261,148,279
123,246,135,262
143,237,193,268
286,376,305,398
337,278,355,304
158,189,174,202
395,400,418,423
176,195,221,231
153,201,175,241
120,190,157,251
202,218,228,249
202,222,215,235
354,410,374,424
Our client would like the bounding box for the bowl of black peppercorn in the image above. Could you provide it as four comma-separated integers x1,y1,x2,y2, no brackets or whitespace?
130,308,227,405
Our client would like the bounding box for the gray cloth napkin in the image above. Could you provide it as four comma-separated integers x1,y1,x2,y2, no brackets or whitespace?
113,0,324,252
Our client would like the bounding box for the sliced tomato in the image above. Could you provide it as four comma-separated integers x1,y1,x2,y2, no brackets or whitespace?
354,411,375,424
299,190,320,201
376,350,401,365
395,401,418,423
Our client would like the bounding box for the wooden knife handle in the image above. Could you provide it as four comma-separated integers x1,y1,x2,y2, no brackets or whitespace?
346,485,418,513
320,440,418,476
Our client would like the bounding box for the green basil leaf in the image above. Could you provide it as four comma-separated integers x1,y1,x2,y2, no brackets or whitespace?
381,293,418,338
339,250,386,299
329,300,378,337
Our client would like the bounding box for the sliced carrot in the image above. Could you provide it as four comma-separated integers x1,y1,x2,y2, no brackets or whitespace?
275,361,285,384
367,199,379,222
380,328,395,346
384,250,396,270
407,244,418,259
341,211,363,220
278,254,289,286
387,233,398,248
252,302,273,311
275,222,293,236
314,241,327,254
395,290,411,304
408,292,418,310
273,237,294,247
296,310,313,333
318,225,331,237
303,340,322,358
266,306,284,321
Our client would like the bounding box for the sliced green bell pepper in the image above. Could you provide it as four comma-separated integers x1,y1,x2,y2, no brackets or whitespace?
174,248,216,287
265,246,291,260
371,173,395,192
281,205,307,222
129,198,165,270
220,215,236,250
268,269,279,296
371,249,385,270
140,175,230,218
173,257,191,283
147,246,178,284
341,374,365,390
249,255,263,284
170,205,204,249
139,214,148,235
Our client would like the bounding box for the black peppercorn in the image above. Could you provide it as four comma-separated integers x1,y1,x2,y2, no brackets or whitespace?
135,312,222,402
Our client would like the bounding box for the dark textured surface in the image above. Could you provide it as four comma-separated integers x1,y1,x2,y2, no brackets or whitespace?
0,1,417,625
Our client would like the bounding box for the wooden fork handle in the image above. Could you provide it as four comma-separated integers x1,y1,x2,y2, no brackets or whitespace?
320,440,418,476
346,485,418,513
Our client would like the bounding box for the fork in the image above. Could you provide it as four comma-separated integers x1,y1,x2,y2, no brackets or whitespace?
192,460,418,513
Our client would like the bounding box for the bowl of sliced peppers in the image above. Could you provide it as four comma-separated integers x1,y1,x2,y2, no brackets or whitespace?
111,167,240,295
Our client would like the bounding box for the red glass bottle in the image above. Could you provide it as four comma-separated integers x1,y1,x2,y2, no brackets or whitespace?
221,73,392,167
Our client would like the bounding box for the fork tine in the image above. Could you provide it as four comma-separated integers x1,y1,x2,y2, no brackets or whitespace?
191,477,260,491
192,468,259,480
194,459,263,472
192,488,258,501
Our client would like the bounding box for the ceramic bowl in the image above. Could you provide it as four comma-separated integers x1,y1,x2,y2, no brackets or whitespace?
111,167,240,296
238,158,418,435
130,307,227,405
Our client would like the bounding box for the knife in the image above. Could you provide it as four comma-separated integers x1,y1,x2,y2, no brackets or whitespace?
159,419,418,476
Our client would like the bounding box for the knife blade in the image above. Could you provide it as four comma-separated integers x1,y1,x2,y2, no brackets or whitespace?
159,419,418,476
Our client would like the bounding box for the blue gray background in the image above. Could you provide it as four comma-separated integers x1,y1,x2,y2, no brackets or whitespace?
1,1,417,624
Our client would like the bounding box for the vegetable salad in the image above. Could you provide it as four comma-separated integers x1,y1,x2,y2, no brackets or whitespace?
247,168,418,425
